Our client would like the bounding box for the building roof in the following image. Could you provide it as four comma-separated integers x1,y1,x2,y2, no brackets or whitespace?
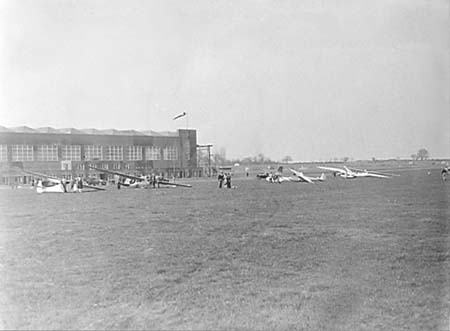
142,130,178,137
36,127,63,134
0,126,180,137
10,126,38,133
59,128,85,134
80,128,105,135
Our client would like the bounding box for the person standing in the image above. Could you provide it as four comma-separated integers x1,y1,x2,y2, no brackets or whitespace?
226,173,232,188
78,177,83,192
218,172,224,188
442,167,448,182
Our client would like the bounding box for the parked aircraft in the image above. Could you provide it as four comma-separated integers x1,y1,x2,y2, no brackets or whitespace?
256,172,270,179
36,177,67,193
18,168,105,193
317,166,394,179
88,166,192,189
266,173,293,183
256,166,287,183
257,166,324,184
85,176,106,186
256,166,311,184
289,168,326,183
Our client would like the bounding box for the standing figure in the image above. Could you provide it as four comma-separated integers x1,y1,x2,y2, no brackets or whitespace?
77,177,83,193
226,173,232,188
218,172,224,188
442,167,448,182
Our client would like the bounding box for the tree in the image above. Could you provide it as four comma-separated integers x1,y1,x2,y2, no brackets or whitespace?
416,148,429,160
240,157,253,164
282,155,293,163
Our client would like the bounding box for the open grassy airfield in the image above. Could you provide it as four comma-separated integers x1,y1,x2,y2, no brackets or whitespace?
0,167,448,330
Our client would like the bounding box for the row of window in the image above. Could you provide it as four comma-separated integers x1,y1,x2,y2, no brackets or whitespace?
61,163,131,171
0,144,181,161
0,145,9,161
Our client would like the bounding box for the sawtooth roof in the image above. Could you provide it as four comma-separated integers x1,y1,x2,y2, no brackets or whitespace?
0,126,179,137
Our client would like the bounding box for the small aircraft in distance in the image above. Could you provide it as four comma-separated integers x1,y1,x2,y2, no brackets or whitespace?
18,168,105,193
88,166,192,189
257,166,290,183
257,166,321,184
256,165,278,180
289,168,326,183
84,176,106,186
317,166,395,179
256,166,303,184
256,172,270,180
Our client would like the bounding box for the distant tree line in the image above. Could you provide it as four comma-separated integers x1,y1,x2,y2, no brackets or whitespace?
231,153,276,165
200,152,277,166
411,148,430,161
200,147,432,167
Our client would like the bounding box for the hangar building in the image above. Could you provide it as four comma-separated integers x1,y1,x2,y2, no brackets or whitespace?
0,126,201,184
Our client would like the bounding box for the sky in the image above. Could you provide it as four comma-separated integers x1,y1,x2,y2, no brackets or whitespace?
0,0,448,161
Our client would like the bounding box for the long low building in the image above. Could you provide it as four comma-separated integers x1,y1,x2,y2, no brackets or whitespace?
0,126,202,184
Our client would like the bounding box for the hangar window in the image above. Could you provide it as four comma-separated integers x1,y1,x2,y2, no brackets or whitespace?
85,145,103,161
127,146,142,161
36,145,59,161
104,145,123,161
163,146,178,160
61,145,81,161
11,144,34,161
145,146,161,160
0,145,7,161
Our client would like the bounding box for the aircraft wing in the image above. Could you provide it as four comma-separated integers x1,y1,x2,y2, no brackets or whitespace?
83,184,106,191
289,168,313,183
317,166,346,174
365,173,391,178
158,181,192,188
17,168,61,181
368,171,399,177
298,173,313,183
348,166,367,173
289,168,301,176
348,167,399,177
88,166,144,181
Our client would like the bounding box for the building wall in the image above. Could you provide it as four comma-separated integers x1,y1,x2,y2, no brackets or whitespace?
0,129,200,182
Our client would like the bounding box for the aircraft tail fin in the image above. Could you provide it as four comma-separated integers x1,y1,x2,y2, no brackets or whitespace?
277,166,283,173
320,173,326,181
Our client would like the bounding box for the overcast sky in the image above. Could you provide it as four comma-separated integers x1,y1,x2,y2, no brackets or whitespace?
0,0,448,161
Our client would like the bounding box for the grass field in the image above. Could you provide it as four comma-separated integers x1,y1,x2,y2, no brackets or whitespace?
0,168,449,330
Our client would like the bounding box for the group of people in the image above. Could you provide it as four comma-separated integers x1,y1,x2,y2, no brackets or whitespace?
70,177,84,192
116,173,162,189
217,172,232,188
442,167,449,182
